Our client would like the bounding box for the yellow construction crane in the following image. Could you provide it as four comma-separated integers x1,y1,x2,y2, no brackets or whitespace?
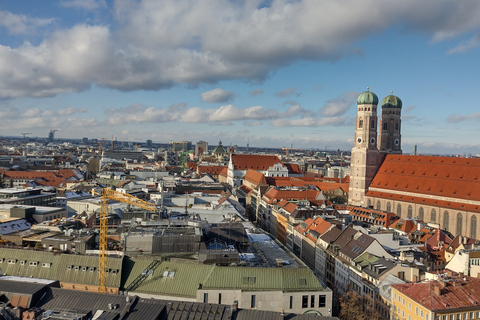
97,188,157,293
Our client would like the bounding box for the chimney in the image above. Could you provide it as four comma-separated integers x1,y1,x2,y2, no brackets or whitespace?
433,285,441,296
232,301,238,312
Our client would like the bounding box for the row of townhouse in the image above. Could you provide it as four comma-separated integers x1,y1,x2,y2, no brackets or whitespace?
293,221,427,318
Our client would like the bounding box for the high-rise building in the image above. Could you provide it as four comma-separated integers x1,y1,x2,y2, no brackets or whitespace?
172,141,192,152
195,140,208,156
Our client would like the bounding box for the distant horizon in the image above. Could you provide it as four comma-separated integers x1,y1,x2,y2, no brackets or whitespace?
2,134,478,158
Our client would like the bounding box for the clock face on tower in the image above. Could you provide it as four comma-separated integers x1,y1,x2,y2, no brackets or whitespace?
394,138,400,146
357,138,362,144
370,137,375,145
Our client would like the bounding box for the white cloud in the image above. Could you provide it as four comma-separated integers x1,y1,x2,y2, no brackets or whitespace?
1,1,480,98
0,24,112,98
107,102,306,125
271,116,350,127
447,32,480,54
201,88,235,103
60,0,107,10
320,91,358,117
0,10,54,34
447,112,480,123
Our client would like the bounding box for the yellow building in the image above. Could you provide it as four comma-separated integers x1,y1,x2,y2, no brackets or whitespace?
391,274,480,320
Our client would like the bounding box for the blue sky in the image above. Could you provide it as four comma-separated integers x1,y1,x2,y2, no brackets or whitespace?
1,0,480,155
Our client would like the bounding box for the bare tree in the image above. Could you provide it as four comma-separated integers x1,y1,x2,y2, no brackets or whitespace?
88,158,100,178
339,291,381,320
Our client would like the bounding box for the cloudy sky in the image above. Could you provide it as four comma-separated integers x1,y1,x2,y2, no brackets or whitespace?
1,0,480,155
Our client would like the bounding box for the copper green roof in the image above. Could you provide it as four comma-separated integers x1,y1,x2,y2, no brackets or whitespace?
202,267,324,292
212,141,227,155
121,257,326,298
357,90,378,105
381,94,402,109
121,258,215,297
0,248,123,287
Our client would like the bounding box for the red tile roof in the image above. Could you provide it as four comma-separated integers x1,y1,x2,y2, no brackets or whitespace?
392,276,480,312
218,167,228,177
388,218,420,234
262,187,322,204
284,163,303,175
243,169,267,185
197,165,227,175
231,154,282,170
266,177,349,193
0,169,82,188
238,185,252,195
368,155,480,204
349,207,398,227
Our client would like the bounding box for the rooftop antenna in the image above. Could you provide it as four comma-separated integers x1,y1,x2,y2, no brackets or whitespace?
21,133,31,141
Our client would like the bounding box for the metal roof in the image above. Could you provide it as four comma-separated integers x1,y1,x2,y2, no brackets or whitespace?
121,258,215,298
202,266,325,292
0,248,123,287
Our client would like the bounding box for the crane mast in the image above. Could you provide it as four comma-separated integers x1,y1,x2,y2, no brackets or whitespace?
97,189,157,293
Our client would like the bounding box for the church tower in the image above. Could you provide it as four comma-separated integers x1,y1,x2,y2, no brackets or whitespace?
379,92,402,154
348,89,381,206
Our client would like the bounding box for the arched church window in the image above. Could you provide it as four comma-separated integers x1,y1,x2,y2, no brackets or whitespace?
383,123,387,130
456,213,462,236
367,199,372,208
359,119,363,128
418,207,424,221
471,216,477,239
395,122,399,130
376,201,381,210
407,205,413,218
431,209,436,222
397,204,402,216
443,211,449,232
371,120,375,129
386,202,391,213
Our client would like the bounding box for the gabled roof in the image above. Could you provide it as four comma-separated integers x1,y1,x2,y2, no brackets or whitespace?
446,235,478,253
243,169,267,185
218,167,228,177
231,154,282,171
341,233,375,260
425,228,453,251
319,227,342,244
392,276,480,312
388,218,420,234
284,163,303,175
331,226,358,249
368,155,480,206
238,185,252,195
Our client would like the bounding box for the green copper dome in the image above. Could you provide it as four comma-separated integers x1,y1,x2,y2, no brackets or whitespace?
381,94,402,109
357,90,379,105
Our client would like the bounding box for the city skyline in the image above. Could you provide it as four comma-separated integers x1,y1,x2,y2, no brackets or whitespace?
1,1,480,155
